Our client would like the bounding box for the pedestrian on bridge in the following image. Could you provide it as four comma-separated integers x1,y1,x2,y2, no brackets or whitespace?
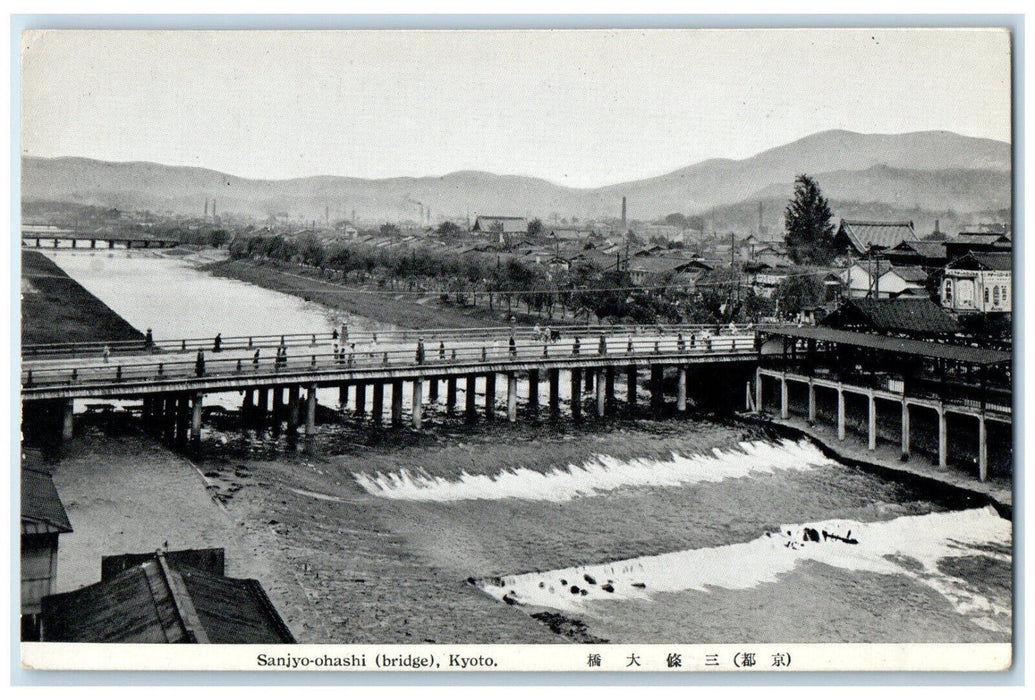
598,333,607,355
102,345,110,363
439,340,446,360
145,328,154,353
572,336,581,356
252,348,260,369
509,336,517,359
677,332,685,352
213,333,222,353
416,337,426,364
196,350,206,377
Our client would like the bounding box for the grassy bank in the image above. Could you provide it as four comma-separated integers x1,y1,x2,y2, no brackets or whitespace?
204,258,558,330
21,250,144,345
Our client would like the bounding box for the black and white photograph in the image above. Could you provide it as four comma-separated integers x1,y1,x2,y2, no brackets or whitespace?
16,24,1014,673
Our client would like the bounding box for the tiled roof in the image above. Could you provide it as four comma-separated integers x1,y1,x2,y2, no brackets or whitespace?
21,467,72,534
885,265,928,283
947,252,1013,272
837,220,918,253
40,552,294,643
823,297,959,335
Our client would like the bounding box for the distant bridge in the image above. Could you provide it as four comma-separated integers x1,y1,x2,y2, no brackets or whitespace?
21,228,180,250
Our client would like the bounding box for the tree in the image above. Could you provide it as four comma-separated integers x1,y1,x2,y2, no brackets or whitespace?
436,220,462,236
784,174,835,264
380,223,400,237
774,273,824,320
527,218,544,236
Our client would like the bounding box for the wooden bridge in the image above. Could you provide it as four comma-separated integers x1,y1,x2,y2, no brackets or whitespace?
21,325,760,451
21,228,180,250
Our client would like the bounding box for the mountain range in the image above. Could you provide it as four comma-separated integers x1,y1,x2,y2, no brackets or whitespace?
21,129,1011,232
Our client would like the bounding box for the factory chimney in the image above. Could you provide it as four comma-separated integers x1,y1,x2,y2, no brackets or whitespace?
621,196,627,231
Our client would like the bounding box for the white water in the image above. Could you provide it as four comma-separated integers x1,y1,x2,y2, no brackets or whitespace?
479,506,1011,631
353,438,835,502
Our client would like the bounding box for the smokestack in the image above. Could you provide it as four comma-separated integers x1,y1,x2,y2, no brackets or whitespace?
758,201,764,235
934,219,941,235
204,199,208,218
621,196,627,231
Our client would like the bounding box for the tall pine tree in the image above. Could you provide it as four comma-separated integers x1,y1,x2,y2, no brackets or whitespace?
784,174,835,264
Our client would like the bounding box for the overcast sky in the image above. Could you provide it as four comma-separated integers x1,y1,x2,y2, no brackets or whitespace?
20,28,1011,188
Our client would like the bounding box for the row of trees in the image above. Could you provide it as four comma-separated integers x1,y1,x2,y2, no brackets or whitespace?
228,233,823,324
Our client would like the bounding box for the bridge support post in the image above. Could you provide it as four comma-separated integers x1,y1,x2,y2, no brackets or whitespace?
808,381,816,423
867,392,877,451
549,369,560,419
258,388,270,421
978,414,988,481
304,383,317,452
650,365,663,415
570,369,582,420
595,368,606,417
412,380,423,429
288,386,300,430
527,369,540,414
176,396,189,448
191,394,203,449
605,367,615,414
677,367,687,413
780,374,788,420
584,368,594,392
507,373,518,423
937,408,947,468
465,375,478,424
484,373,496,421
446,377,457,415
428,378,439,404
755,368,762,414
53,239,58,248
355,383,367,416
837,387,845,441
391,380,404,426
108,240,115,249
61,399,74,441
901,401,910,458
35,238,40,247
627,366,637,410
339,383,348,409
371,383,384,427
163,396,175,443
272,387,283,424
71,239,77,249
90,239,96,249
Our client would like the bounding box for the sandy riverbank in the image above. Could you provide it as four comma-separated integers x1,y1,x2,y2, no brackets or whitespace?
21,250,144,345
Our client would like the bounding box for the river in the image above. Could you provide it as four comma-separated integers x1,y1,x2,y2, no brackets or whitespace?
37,248,1013,646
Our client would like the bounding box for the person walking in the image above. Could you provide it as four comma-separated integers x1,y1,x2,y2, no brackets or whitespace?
416,337,426,364
213,333,222,353
509,335,517,359
252,348,260,369
598,333,607,355
144,328,154,353
572,336,581,356
439,340,446,361
102,345,110,363
195,349,206,377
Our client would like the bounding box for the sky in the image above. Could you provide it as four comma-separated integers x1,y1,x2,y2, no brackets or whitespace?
19,28,1012,189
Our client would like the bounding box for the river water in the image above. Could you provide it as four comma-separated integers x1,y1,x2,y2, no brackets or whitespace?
37,249,1013,645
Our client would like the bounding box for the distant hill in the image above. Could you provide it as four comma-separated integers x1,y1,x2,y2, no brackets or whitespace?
21,129,1010,224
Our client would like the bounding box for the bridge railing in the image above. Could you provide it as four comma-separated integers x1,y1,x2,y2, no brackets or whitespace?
23,323,760,360
21,333,760,390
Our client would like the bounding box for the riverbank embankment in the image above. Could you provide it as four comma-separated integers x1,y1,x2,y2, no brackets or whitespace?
755,413,1013,515
21,250,144,345
205,258,547,330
